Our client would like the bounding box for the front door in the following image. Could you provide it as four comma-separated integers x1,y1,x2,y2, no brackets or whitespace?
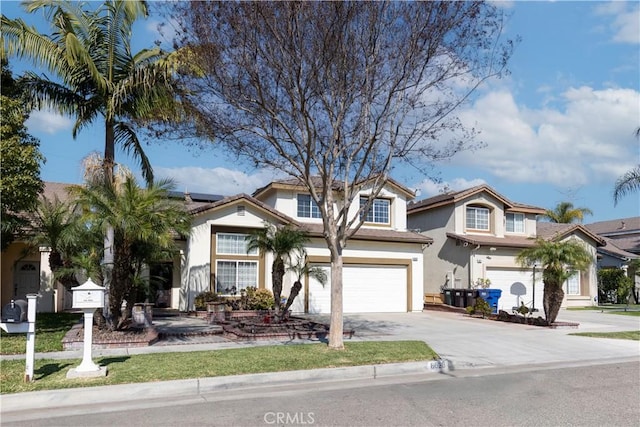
15,262,40,300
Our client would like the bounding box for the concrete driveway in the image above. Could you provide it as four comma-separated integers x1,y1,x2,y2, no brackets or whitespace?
323,309,640,370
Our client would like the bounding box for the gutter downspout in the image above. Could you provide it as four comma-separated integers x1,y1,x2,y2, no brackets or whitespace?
469,244,481,289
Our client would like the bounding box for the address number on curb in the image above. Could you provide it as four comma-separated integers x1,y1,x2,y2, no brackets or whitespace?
428,360,448,370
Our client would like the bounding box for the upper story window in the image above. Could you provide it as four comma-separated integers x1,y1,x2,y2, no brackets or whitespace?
360,197,390,224
216,233,258,255
466,206,489,230
506,213,525,233
297,194,321,219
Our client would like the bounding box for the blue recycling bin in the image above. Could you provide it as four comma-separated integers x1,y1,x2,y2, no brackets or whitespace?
478,289,502,314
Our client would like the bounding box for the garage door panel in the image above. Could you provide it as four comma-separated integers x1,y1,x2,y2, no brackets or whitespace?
307,264,407,314
486,268,544,312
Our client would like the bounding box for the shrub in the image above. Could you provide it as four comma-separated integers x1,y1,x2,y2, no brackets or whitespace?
226,287,274,311
247,288,274,310
598,268,633,304
194,291,220,310
469,297,492,318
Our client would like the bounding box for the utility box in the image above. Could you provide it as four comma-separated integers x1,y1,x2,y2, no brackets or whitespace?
1,300,28,323
72,279,105,309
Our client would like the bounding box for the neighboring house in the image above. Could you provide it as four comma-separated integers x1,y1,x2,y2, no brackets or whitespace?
2,178,430,315
585,217,640,299
407,185,604,311
0,182,224,313
0,182,72,313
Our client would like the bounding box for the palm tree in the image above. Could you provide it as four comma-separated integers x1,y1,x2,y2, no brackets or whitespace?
30,194,100,289
542,202,593,224
2,0,181,323
1,0,178,184
70,173,191,329
246,223,310,314
517,238,592,323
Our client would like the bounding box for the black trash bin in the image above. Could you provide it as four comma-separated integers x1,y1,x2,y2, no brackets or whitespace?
453,289,465,307
464,289,478,308
443,289,453,306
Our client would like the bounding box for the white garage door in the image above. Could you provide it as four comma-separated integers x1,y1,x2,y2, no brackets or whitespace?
485,268,544,313
306,264,407,314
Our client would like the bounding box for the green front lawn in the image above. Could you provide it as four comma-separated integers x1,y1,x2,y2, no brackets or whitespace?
567,305,640,311
569,331,640,341
606,310,640,317
0,341,438,394
1,313,82,355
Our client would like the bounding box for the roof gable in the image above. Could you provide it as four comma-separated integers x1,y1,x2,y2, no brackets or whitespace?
408,184,545,215
189,193,298,226
253,175,416,200
535,222,605,246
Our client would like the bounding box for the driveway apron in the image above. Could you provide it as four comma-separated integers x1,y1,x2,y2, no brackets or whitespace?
329,309,640,370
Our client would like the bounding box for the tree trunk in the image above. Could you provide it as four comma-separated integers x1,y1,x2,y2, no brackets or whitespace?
283,280,302,315
328,251,344,350
102,120,116,328
272,257,285,313
102,226,115,328
543,281,564,324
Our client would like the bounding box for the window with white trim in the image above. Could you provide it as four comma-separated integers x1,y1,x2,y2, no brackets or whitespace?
466,206,489,230
216,233,257,255
215,260,258,294
506,213,525,233
297,194,321,218
360,197,390,224
565,271,580,295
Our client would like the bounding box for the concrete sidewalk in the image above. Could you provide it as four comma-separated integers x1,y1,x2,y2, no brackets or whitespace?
1,309,638,414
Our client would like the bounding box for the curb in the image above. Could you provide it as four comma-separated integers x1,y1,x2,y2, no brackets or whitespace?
0,359,452,413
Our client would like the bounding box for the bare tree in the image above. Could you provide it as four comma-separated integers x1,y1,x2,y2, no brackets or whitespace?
170,1,514,349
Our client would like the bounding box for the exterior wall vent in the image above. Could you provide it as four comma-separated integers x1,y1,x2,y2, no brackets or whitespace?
237,205,246,216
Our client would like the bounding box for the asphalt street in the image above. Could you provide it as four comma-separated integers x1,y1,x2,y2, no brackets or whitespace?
5,361,639,427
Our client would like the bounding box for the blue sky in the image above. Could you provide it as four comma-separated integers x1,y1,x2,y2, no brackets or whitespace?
2,1,639,223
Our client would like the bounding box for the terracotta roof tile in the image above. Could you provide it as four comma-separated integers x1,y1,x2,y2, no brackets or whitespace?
299,223,432,245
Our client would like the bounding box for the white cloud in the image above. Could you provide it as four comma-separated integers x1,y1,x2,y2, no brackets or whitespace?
594,2,640,44
452,86,640,187
414,177,486,198
153,166,283,196
25,109,73,135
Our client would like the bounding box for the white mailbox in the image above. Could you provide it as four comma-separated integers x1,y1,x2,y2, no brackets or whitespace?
71,278,105,309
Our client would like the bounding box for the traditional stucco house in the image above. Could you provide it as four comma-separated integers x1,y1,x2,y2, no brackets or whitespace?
585,217,640,301
2,178,431,315
181,177,431,313
407,185,604,311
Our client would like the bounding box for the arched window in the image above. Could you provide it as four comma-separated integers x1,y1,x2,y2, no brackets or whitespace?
466,205,490,231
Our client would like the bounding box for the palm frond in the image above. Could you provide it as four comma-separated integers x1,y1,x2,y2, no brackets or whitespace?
114,121,154,185
613,165,640,205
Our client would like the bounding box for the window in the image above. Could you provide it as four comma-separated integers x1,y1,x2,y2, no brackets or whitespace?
565,271,580,295
216,233,257,255
360,197,390,224
297,194,321,218
466,206,489,230
506,213,525,233
215,261,258,294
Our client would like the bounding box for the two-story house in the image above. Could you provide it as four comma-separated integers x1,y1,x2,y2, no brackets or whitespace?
407,185,604,311
179,176,431,314
585,217,640,302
